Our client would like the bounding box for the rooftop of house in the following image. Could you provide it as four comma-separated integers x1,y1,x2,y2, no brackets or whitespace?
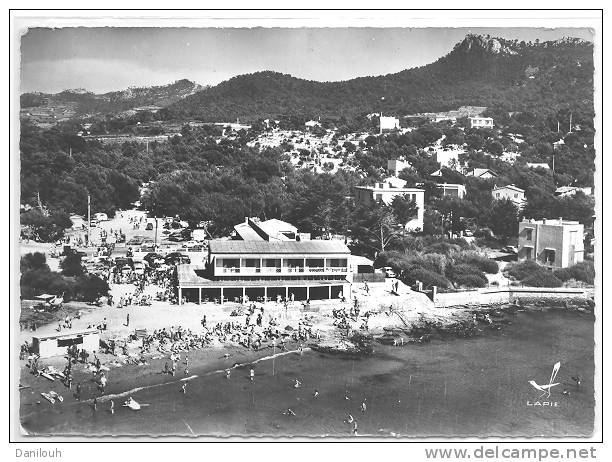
468,168,498,177
521,218,582,227
209,239,351,255
493,184,525,193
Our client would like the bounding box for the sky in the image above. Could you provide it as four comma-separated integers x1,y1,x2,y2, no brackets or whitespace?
20,27,593,94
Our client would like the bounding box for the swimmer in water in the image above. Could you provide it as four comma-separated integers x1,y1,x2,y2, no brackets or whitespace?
283,408,296,416
345,391,351,400
360,399,367,413
571,375,582,387
250,368,255,382
563,389,571,396
181,383,187,394
345,414,354,424
225,369,231,379
294,379,302,388
313,389,319,398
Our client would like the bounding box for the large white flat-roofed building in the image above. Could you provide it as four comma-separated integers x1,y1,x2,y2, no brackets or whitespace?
176,240,351,304
518,219,584,268
468,117,494,129
354,177,425,231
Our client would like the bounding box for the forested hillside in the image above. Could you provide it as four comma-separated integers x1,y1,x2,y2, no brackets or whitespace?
167,35,593,121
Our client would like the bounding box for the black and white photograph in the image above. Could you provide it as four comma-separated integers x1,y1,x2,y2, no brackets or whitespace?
9,9,603,447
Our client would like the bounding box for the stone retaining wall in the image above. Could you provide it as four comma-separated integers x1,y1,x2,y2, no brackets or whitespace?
434,287,593,308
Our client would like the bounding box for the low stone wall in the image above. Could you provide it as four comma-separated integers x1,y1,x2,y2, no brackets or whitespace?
434,287,593,308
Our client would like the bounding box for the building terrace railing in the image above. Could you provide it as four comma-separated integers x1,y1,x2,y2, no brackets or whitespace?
219,266,347,274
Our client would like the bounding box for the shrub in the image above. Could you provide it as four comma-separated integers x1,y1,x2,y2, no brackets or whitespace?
522,271,562,287
20,252,49,272
421,253,448,276
402,266,451,289
553,268,573,282
74,275,110,302
452,273,488,288
423,242,463,255
448,263,489,288
506,260,542,280
60,253,85,277
568,262,595,284
460,254,499,274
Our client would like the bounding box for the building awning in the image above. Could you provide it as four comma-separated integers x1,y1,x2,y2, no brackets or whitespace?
544,247,557,251
179,279,349,289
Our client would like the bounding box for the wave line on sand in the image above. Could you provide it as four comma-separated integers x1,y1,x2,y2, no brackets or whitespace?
84,347,310,404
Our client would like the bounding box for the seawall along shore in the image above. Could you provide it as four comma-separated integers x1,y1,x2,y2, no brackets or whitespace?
433,287,594,309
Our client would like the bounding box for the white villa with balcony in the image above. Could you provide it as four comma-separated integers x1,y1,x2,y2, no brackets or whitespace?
176,240,351,304
354,177,425,231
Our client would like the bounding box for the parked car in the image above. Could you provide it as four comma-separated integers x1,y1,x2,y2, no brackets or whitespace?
140,243,157,253
165,252,190,265
127,236,145,246
383,267,397,278
502,245,518,254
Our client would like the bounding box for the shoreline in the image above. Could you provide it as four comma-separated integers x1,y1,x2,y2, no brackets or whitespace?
19,307,594,437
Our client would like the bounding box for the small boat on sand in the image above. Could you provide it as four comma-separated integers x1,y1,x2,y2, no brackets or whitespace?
41,392,55,404
40,372,55,381
48,391,63,402
123,397,150,411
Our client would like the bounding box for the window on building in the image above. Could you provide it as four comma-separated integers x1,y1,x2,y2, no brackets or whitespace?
375,194,383,202
525,247,532,260
544,249,556,265
525,229,533,241
496,193,500,198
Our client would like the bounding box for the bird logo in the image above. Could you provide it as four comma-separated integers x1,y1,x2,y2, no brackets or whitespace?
529,362,561,399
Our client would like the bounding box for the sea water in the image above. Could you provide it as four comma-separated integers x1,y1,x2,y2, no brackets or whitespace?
22,308,594,437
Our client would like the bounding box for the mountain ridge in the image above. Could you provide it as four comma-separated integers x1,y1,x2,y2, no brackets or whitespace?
20,34,593,123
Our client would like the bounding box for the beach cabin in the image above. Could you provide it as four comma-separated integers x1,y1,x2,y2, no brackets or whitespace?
32,328,100,358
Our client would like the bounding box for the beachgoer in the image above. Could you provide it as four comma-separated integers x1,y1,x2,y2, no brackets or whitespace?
360,399,367,413
226,369,231,379
181,383,187,394
352,420,358,435
346,413,354,424
93,398,98,411
75,383,82,401
126,313,130,326
250,368,255,382
110,400,115,415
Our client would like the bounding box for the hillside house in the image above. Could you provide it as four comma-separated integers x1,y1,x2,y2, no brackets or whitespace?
492,184,526,208
466,168,498,179
468,117,494,129
518,219,584,268
354,177,424,231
